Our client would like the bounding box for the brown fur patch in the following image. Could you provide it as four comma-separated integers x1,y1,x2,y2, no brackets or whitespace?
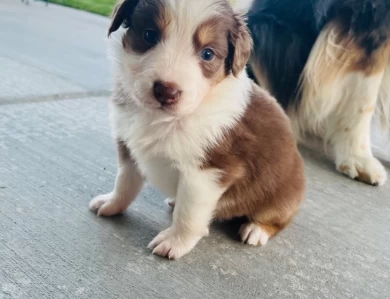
305,19,390,87
117,139,131,163
359,106,375,113
339,164,350,173
119,0,172,53
335,160,376,185
357,169,375,185
202,84,305,237
229,14,253,77
116,139,143,178
192,8,252,81
193,15,233,82
256,223,286,240
192,7,252,83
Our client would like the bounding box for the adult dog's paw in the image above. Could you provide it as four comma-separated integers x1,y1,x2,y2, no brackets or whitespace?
337,156,387,186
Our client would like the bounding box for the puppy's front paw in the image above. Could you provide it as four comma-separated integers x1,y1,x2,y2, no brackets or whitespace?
240,223,269,246
337,156,387,186
89,193,128,216
148,227,202,260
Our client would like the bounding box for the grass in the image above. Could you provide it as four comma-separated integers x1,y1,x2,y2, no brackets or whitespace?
49,0,237,17
48,0,116,16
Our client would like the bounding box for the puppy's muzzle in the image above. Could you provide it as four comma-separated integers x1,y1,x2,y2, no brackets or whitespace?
153,81,182,107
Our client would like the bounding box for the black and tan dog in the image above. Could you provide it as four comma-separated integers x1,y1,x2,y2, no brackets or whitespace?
239,0,390,186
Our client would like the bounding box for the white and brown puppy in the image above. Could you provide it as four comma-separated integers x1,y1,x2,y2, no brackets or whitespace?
90,0,305,260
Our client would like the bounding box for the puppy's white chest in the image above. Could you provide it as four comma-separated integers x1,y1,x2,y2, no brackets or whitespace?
137,155,179,200
112,106,181,198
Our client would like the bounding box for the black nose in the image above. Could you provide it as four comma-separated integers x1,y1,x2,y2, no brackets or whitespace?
153,81,181,106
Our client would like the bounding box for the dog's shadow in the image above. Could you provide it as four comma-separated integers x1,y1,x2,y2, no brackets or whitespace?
211,217,247,242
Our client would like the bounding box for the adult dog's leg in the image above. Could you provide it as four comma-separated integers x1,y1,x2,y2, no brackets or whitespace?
378,62,390,133
298,20,390,186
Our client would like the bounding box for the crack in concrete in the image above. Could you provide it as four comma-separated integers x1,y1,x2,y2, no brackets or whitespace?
0,90,111,106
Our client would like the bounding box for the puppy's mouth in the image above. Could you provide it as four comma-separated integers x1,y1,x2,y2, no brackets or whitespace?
158,100,178,111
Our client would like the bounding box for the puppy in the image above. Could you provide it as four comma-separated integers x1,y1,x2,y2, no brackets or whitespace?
239,0,390,186
90,0,305,260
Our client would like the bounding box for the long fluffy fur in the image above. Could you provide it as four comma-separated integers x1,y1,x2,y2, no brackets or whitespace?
378,62,390,132
247,0,390,110
246,0,390,186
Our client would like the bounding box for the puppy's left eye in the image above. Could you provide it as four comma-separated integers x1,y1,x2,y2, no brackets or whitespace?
143,29,160,45
201,48,215,61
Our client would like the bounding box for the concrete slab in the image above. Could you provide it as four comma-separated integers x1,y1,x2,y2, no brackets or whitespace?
1,97,389,299
372,123,390,161
0,0,111,93
0,56,85,100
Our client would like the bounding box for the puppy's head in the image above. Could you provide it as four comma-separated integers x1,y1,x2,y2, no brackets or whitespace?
109,0,252,116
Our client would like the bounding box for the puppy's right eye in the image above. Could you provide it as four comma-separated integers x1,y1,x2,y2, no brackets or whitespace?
143,29,160,45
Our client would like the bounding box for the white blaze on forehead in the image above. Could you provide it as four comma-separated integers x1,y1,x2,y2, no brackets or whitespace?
152,0,229,77
231,0,255,13
164,0,227,39
134,0,231,115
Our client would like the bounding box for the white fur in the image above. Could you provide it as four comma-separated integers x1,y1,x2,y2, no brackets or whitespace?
165,198,175,208
378,62,390,132
231,0,255,13
328,73,387,186
294,23,388,185
89,150,144,216
148,169,226,259
109,73,251,258
298,71,388,185
91,0,253,259
109,0,230,117
239,223,269,246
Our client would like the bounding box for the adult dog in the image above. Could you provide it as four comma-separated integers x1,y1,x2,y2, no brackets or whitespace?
239,0,390,186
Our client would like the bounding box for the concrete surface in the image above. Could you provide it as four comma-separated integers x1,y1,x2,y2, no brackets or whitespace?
0,1,389,299
0,0,110,102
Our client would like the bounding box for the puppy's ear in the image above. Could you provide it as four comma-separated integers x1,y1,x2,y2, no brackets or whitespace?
108,0,140,37
228,14,253,76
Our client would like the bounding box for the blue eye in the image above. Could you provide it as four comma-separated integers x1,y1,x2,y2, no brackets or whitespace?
201,48,215,61
143,29,160,45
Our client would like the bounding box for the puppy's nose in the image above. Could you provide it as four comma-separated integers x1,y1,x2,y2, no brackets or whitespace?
153,81,181,106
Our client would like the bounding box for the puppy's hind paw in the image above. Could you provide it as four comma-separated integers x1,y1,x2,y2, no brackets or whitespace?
239,223,270,246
